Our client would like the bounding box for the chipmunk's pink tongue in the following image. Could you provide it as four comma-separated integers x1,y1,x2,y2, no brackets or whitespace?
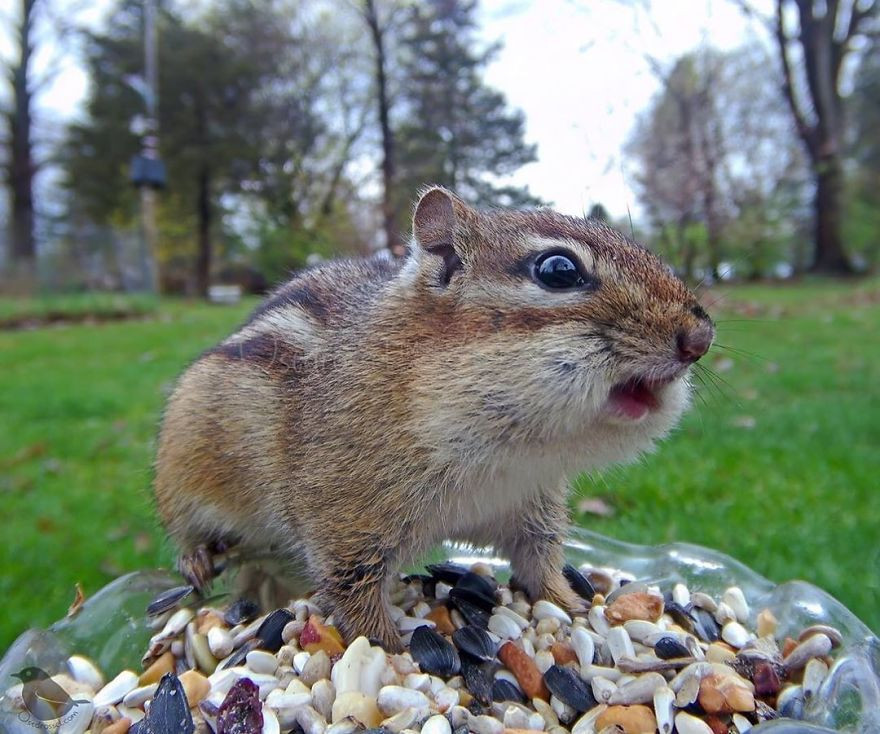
608,379,659,419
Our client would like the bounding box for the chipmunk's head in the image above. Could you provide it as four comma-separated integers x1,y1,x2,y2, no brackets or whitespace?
401,186,714,470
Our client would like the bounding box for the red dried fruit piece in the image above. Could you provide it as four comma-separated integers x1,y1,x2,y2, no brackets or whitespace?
300,615,345,655
217,677,263,734
299,618,321,647
753,661,782,697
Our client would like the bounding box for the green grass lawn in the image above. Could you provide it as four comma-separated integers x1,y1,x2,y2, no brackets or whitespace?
1,280,878,652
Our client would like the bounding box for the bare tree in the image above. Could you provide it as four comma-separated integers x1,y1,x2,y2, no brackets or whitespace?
4,0,86,286
774,0,878,273
630,52,724,280
363,0,405,257
629,44,806,279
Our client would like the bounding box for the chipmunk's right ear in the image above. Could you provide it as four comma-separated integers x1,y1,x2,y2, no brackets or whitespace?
412,187,472,285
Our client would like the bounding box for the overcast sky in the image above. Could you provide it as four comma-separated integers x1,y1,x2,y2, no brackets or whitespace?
1,0,774,220
478,0,773,217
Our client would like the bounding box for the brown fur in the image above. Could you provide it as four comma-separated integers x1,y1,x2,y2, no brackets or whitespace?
154,187,713,650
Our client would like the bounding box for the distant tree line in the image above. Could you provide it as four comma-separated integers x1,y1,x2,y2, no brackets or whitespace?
2,0,878,293
3,0,538,295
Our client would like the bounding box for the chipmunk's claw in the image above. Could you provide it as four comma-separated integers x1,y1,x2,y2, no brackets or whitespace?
178,545,215,593
541,573,591,617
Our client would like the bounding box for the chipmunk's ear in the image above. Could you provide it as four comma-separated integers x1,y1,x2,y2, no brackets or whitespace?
412,186,471,285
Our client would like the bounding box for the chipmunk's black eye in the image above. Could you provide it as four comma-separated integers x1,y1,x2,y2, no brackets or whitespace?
534,252,587,290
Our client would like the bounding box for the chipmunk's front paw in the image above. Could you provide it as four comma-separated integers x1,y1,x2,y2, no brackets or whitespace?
540,573,590,617
314,585,404,654
178,545,215,593
337,608,404,653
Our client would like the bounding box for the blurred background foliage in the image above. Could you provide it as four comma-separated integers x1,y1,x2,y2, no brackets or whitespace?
1,0,877,296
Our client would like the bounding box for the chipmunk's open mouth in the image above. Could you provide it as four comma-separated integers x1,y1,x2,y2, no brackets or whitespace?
606,377,670,420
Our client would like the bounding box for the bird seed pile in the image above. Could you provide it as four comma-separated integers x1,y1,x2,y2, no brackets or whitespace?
3,560,843,734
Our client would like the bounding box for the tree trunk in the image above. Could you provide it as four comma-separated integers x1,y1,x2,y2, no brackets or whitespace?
195,166,212,298
774,0,868,276
9,0,37,270
700,86,722,282
811,156,853,274
363,0,405,257
703,180,722,281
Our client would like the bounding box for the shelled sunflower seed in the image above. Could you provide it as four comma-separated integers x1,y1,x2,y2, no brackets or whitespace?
2,562,845,734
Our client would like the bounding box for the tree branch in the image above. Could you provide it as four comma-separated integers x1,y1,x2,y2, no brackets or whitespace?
832,0,877,85
318,104,370,221
729,0,776,34
775,0,818,159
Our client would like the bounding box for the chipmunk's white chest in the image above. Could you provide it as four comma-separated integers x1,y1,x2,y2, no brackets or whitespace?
442,447,577,534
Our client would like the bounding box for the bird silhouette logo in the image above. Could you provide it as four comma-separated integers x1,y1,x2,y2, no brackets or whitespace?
12,667,91,722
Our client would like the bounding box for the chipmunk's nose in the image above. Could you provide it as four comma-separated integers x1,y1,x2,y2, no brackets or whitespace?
676,322,713,363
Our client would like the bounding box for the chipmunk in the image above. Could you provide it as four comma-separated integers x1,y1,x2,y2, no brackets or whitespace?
154,186,713,651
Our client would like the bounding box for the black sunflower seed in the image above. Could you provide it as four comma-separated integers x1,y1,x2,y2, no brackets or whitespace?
223,598,260,627
140,673,194,734
456,571,497,597
665,601,721,643
460,655,493,705
664,601,694,633
426,562,470,585
543,664,597,712
146,586,194,617
222,638,259,670
448,591,490,628
562,564,596,603
654,635,691,659
255,608,296,652
449,586,497,614
410,625,461,676
452,625,498,662
691,607,721,643
492,678,525,703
